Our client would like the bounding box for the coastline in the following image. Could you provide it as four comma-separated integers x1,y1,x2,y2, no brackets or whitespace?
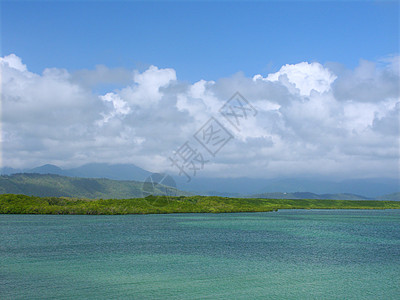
1,194,399,215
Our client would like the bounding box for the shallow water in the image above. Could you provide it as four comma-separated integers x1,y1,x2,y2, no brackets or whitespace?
1,210,399,299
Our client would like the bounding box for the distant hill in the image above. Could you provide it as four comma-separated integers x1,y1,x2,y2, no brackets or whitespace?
0,166,24,175
0,173,187,199
0,173,397,201
29,164,64,175
251,192,371,201
255,178,400,198
65,163,151,181
1,163,399,199
377,192,400,201
175,176,399,199
1,163,151,182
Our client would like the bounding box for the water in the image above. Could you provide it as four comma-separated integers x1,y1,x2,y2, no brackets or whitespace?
1,210,399,299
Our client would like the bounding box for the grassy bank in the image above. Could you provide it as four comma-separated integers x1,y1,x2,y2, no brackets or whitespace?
1,194,400,215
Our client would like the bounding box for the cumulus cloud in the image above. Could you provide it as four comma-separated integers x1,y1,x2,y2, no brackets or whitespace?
1,54,399,180
98,93,131,124
254,61,337,96
332,58,400,102
118,65,177,107
0,54,27,72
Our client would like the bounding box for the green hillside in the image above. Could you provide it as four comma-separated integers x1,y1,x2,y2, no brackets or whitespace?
0,173,187,199
1,194,399,215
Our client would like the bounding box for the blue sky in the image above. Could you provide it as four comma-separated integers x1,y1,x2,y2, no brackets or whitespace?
1,1,399,180
2,1,399,82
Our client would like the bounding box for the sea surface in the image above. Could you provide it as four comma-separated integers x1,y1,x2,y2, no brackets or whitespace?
1,210,399,299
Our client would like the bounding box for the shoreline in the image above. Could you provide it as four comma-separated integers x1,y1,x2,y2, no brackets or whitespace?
1,194,399,215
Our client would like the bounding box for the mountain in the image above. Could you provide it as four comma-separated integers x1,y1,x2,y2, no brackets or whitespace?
1,163,399,198
251,192,371,201
0,173,187,199
0,167,24,175
0,173,396,201
1,163,151,182
29,164,64,175
65,163,151,181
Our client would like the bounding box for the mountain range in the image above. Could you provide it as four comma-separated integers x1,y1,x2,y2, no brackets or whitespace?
0,173,191,199
1,163,399,200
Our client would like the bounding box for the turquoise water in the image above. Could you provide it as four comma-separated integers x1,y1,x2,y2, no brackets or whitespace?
1,210,399,299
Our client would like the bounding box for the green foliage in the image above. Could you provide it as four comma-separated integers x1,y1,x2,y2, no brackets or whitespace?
1,194,399,215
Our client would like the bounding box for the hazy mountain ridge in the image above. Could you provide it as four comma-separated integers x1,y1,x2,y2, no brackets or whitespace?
1,163,399,199
0,173,189,199
0,173,398,201
1,163,151,181
251,192,373,201
377,192,400,201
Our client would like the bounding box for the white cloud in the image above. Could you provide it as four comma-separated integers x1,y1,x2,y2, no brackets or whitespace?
254,61,337,96
1,54,399,180
119,65,177,107
0,54,27,72
332,58,399,102
98,93,131,124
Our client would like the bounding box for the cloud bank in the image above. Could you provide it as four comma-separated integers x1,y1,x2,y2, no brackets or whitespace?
1,54,399,180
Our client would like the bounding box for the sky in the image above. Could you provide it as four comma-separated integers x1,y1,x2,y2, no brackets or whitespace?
1,0,399,181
